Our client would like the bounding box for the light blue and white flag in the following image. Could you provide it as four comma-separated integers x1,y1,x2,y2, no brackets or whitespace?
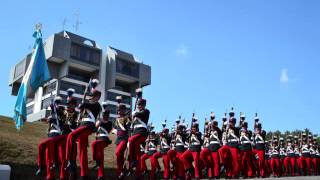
13,29,50,129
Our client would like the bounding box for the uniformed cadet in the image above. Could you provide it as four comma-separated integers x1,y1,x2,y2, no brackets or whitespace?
300,133,311,176
36,96,65,180
208,114,222,178
114,103,130,180
239,119,255,178
199,118,212,177
91,102,113,180
279,137,286,176
182,119,203,180
167,118,186,180
128,97,150,180
270,136,280,177
226,108,240,178
253,122,266,177
65,79,102,180
140,128,159,179
54,89,78,180
152,120,171,180
284,135,296,176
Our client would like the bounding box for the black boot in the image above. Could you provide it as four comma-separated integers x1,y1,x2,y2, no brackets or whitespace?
92,160,100,169
65,160,76,171
96,176,104,180
80,176,88,180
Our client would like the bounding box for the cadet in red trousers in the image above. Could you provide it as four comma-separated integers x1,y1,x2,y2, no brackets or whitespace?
141,129,158,179
225,108,240,178
36,96,65,180
155,122,171,180
65,86,102,180
114,103,130,180
300,133,311,176
279,137,286,176
310,137,318,175
239,121,255,178
208,118,222,178
182,121,203,180
50,88,78,180
91,102,112,180
270,137,281,177
200,119,211,177
168,119,186,180
284,136,296,176
253,122,266,177
128,98,150,180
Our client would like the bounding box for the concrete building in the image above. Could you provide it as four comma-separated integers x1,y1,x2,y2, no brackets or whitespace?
8,31,151,122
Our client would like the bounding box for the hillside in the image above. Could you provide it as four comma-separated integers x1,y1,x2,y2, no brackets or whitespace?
0,116,125,180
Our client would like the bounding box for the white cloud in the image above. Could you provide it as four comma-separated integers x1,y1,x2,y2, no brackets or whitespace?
176,45,188,57
280,68,289,83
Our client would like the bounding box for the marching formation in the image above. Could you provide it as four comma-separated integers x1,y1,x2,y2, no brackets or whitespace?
35,79,320,180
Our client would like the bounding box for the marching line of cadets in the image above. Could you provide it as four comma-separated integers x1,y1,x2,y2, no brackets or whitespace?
35,79,320,180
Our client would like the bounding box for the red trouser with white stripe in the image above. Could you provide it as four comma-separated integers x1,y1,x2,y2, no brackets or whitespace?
168,149,185,179
253,149,265,177
182,149,201,178
91,139,109,178
200,148,220,178
37,138,55,180
271,157,280,177
52,134,68,180
115,140,127,177
65,126,93,177
227,146,240,177
200,148,212,177
240,149,255,177
152,151,170,179
300,156,311,176
311,157,317,175
128,133,147,178
283,156,296,176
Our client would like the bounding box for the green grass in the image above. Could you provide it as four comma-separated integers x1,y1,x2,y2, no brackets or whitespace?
0,116,119,180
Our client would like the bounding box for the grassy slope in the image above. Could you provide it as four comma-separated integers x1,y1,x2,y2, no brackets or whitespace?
0,116,123,180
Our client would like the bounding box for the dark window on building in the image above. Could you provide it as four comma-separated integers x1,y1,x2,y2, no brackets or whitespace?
68,67,92,82
43,81,57,95
116,58,139,78
115,81,131,92
14,61,25,78
70,42,101,66
27,105,34,115
107,91,131,105
60,81,86,95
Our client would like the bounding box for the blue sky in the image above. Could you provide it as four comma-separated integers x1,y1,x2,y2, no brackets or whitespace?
1,0,319,134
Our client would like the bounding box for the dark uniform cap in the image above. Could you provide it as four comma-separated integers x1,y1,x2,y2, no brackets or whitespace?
138,98,146,106
256,122,262,129
229,107,235,117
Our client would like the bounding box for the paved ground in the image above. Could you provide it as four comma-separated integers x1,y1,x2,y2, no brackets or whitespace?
219,177,320,180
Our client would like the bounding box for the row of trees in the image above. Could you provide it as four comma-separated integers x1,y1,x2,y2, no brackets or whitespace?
265,128,320,144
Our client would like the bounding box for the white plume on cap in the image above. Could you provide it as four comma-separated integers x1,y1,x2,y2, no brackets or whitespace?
67,88,75,93
54,96,62,101
92,79,99,84
102,101,108,106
